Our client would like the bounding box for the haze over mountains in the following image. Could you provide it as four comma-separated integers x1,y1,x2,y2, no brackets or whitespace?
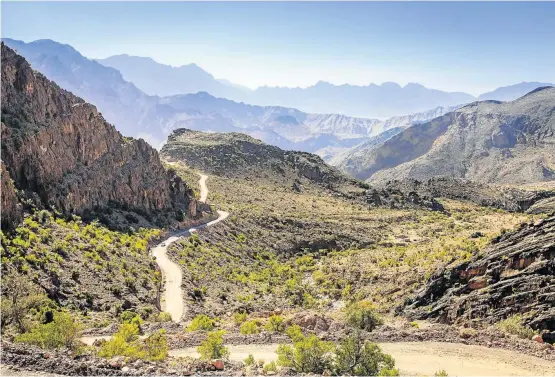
4,38,553,173
98,53,552,119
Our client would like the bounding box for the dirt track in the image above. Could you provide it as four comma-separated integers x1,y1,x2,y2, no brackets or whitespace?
169,341,555,376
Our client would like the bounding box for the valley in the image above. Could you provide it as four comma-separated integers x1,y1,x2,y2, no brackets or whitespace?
1,15,555,377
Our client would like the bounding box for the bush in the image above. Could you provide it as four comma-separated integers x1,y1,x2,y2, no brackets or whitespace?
15,312,82,350
120,311,142,325
435,370,448,377
497,314,536,339
197,330,229,361
244,353,255,366
335,334,398,376
240,320,260,335
233,311,248,325
277,328,334,373
458,327,477,339
187,314,215,332
265,315,285,333
142,330,168,361
345,301,383,332
263,361,278,374
98,324,168,361
157,312,172,323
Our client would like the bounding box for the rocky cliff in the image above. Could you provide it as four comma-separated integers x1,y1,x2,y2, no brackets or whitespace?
1,43,197,230
404,215,555,338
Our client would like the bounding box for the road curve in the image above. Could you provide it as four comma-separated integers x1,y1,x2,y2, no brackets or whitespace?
152,173,228,322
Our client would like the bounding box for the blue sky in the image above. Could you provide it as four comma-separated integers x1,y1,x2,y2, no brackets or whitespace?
2,1,554,94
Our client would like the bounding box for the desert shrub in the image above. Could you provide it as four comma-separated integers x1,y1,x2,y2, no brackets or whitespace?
497,314,536,339
233,311,248,325
240,320,260,335
244,354,255,366
345,301,383,332
334,334,398,376
263,361,278,374
15,312,82,350
265,314,285,332
142,330,168,361
120,311,142,325
435,370,448,376
187,314,215,332
157,312,172,322
99,323,142,358
458,327,477,339
285,324,304,342
277,328,334,373
409,321,419,328
197,330,229,361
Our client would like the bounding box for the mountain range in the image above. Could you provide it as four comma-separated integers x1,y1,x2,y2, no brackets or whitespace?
2,38,459,157
334,87,555,185
97,53,552,119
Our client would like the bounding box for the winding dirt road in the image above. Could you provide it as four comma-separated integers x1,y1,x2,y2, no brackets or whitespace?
152,174,228,322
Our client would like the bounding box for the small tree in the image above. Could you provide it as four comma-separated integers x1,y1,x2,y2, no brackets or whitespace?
345,301,383,332
197,330,229,361
334,333,398,376
1,270,47,332
277,327,334,374
15,311,83,350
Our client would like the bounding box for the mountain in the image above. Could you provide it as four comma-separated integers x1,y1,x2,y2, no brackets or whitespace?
97,54,242,98
245,81,474,119
97,54,474,119
0,42,199,230
478,82,554,102
335,87,555,185
3,39,447,155
1,38,160,139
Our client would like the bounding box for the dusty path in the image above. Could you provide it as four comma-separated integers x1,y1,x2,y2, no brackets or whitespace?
152,173,228,322
169,342,555,376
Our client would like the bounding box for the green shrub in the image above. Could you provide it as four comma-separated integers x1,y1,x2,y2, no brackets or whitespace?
263,361,278,374
157,312,172,323
187,314,215,332
277,328,334,373
244,353,256,366
15,311,82,350
233,311,248,325
142,330,168,361
99,323,168,361
265,315,285,333
120,311,140,324
435,370,448,377
345,301,383,332
335,334,398,376
197,330,229,361
240,320,260,335
497,314,536,339
285,325,304,342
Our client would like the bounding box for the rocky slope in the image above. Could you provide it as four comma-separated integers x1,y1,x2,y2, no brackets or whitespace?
404,215,555,341
383,178,555,214
0,43,198,230
338,87,555,185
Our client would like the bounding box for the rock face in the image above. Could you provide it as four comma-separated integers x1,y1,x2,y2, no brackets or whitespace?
404,215,555,337
1,43,197,230
383,178,555,213
338,87,555,185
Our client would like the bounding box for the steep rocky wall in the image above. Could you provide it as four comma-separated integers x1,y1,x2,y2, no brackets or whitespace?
404,215,555,336
1,43,197,229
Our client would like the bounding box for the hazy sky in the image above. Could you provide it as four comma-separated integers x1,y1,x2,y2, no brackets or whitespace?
2,1,554,95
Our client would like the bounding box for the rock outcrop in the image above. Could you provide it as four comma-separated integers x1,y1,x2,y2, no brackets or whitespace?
1,43,197,230
404,215,555,340
383,177,555,213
